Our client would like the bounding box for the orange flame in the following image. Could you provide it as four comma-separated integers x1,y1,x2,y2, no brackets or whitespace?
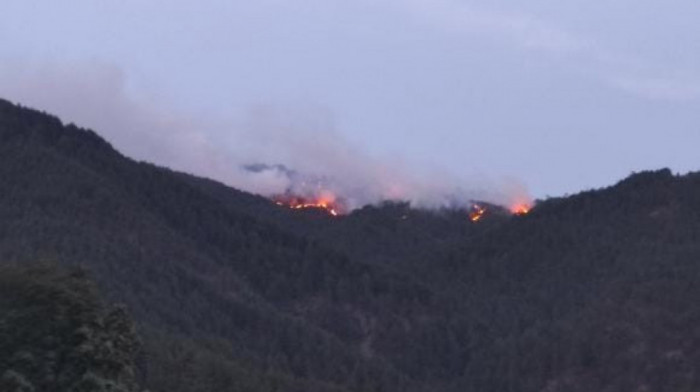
273,194,342,216
469,204,486,222
511,204,531,216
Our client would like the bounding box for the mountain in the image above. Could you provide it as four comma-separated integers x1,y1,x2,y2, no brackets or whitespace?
2,98,700,391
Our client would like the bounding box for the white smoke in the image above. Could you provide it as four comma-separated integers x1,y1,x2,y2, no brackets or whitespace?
0,61,531,211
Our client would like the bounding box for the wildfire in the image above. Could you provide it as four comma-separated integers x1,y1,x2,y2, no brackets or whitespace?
469,204,486,222
273,194,342,216
511,204,531,216
469,201,532,223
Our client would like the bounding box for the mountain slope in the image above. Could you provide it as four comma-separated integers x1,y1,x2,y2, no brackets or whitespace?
0,99,428,391
2,98,700,391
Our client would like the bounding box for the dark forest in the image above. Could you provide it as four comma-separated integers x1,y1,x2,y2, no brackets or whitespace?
2,99,700,391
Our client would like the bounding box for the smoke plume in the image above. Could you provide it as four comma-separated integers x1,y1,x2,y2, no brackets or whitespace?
0,61,531,211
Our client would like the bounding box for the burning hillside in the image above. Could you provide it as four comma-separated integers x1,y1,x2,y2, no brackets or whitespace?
273,193,344,216
466,201,532,222
511,203,531,216
245,163,533,220
469,204,486,222
272,192,533,222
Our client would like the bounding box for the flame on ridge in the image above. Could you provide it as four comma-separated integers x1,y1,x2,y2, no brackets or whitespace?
511,204,531,216
469,204,486,222
273,191,531,221
468,201,532,223
273,192,342,217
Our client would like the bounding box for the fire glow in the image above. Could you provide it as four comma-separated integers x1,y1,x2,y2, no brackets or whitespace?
469,205,486,222
273,194,342,216
468,202,532,223
511,204,531,216
273,192,531,221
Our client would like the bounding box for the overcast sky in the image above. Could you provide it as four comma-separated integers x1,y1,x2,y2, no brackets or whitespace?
2,0,699,201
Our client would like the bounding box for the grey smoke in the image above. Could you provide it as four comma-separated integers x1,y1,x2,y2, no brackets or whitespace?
0,61,531,211
243,164,295,176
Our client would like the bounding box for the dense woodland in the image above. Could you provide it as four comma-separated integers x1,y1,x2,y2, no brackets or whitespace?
2,98,700,391
0,263,140,392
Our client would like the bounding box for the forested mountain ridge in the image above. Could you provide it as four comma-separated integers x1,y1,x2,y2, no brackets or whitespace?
0,98,431,391
2,97,700,391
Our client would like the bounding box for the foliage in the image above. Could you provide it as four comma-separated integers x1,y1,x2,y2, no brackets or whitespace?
0,263,140,392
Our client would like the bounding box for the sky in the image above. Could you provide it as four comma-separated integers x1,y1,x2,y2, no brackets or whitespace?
1,0,699,206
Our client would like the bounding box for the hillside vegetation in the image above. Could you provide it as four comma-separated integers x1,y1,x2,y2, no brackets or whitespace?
0,263,140,392
2,98,700,391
